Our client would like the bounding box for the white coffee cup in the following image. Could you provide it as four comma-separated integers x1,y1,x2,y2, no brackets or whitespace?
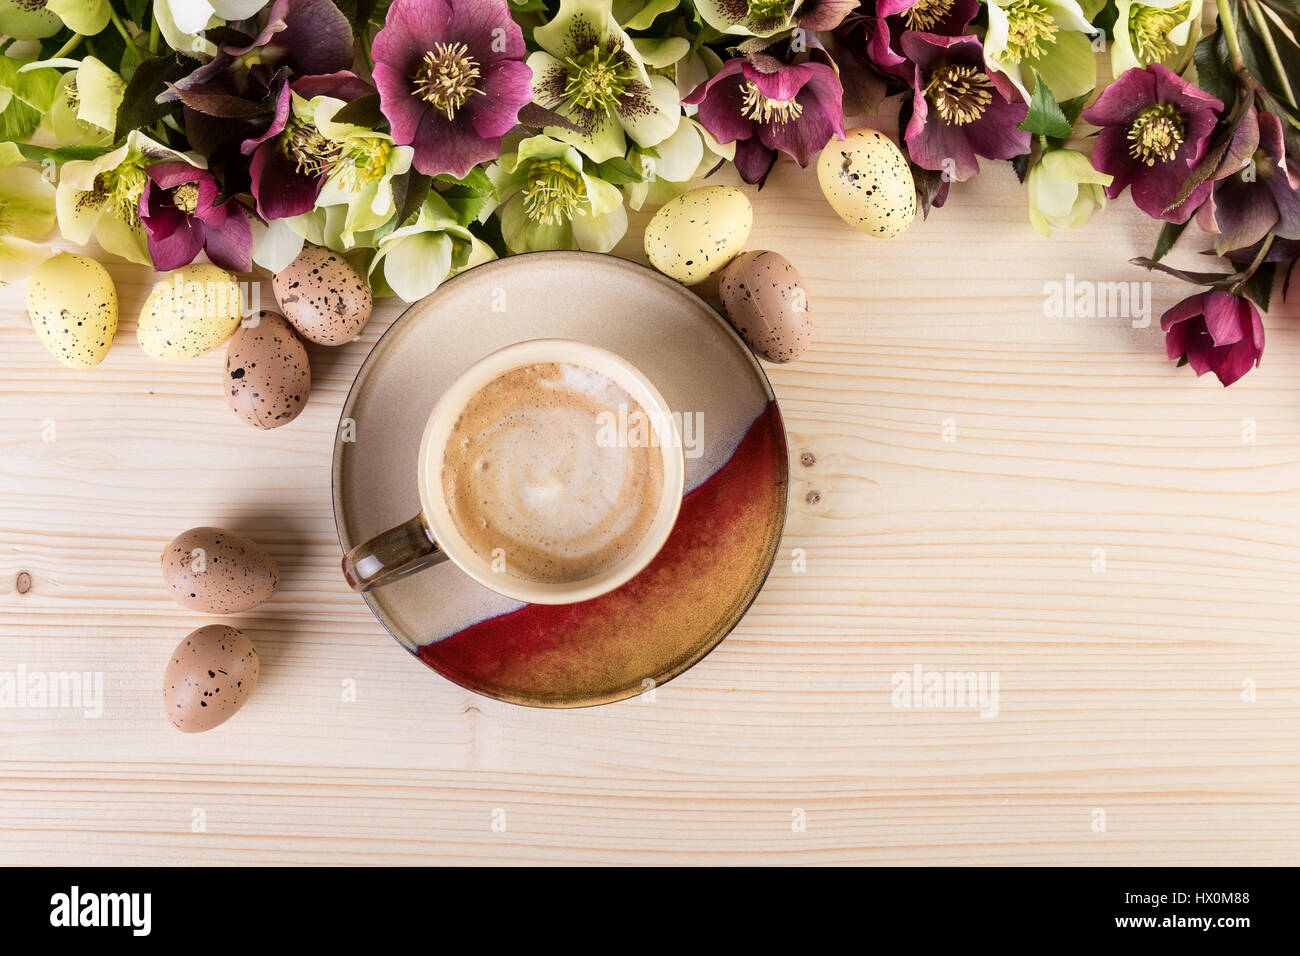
342,339,686,604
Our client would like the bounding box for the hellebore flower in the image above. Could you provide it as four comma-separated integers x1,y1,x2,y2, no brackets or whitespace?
369,192,497,302
1081,63,1222,222
0,0,61,38
40,55,124,147
528,0,681,163
372,0,533,179
694,0,803,37
850,0,982,82
139,162,252,273
0,143,56,283
1027,147,1112,235
684,58,845,185
1160,290,1263,386
1112,0,1202,74
241,74,375,222
902,32,1031,183
1196,109,1300,254
984,0,1099,103
488,134,628,254
56,131,200,265
312,99,415,248
625,118,735,210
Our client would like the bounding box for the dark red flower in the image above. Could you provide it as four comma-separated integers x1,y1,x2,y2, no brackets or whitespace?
139,163,252,272
1161,290,1264,386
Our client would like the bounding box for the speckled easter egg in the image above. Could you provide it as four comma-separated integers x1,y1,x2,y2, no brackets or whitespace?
163,625,260,733
25,253,118,368
137,265,243,360
224,311,311,429
719,251,812,363
644,185,752,284
160,526,279,614
817,128,916,237
273,245,372,346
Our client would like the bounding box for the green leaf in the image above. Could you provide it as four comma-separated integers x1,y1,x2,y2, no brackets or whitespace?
16,142,115,163
1240,262,1276,313
1192,27,1237,110
331,92,386,129
1058,92,1092,129
1152,220,1189,262
0,57,60,142
114,53,188,141
435,166,494,196
1017,69,1074,140
592,155,644,185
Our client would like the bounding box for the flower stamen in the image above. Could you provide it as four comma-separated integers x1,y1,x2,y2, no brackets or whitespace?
522,158,586,226
746,0,792,22
903,0,956,31
84,161,148,226
739,80,804,126
172,183,200,214
563,43,630,115
1128,1,1191,64
924,64,995,126
413,42,483,120
331,137,393,193
285,120,341,177
1002,0,1059,64
1127,102,1185,165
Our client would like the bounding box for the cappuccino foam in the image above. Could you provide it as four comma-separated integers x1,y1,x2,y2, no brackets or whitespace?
441,362,665,584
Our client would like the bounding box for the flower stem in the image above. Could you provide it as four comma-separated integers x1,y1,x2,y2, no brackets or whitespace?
1216,0,1247,72
149,15,160,56
1232,233,1275,292
1243,0,1297,108
107,5,141,61
51,33,84,59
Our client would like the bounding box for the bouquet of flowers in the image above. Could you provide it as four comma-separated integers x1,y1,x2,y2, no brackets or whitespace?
1,0,1296,383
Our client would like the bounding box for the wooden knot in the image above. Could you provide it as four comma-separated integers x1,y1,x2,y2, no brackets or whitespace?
805,490,822,506
15,571,32,595
800,452,816,467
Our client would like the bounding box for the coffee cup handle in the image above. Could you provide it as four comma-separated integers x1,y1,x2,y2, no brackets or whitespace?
342,514,448,592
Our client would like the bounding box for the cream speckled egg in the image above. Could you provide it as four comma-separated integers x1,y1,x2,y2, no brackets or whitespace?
161,526,279,614
163,625,259,733
719,251,812,363
273,245,372,346
644,185,752,284
25,253,119,368
817,128,916,237
137,265,243,360
224,311,311,429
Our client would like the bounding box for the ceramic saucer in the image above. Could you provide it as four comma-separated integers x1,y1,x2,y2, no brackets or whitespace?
333,251,788,707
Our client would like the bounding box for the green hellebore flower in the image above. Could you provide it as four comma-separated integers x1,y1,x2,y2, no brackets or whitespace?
1027,147,1112,236
528,0,681,163
301,94,415,250
0,0,61,39
1112,0,1202,74
55,130,201,265
613,0,679,30
368,192,496,303
37,56,124,147
985,0,1099,104
0,142,57,283
624,117,734,211
44,0,111,35
694,0,802,37
489,134,628,253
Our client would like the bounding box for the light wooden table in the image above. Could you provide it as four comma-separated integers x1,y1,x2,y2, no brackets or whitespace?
3,123,1299,865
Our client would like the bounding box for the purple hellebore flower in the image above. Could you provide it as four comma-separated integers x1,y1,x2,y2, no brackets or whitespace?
684,58,846,185
240,72,374,222
871,0,981,78
1196,108,1300,254
1161,290,1264,386
1080,64,1223,223
902,32,1030,183
139,163,252,273
371,0,533,179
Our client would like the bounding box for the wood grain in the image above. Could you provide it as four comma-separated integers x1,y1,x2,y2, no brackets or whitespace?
2,116,1299,865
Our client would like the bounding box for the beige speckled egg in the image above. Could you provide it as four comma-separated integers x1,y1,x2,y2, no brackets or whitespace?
25,253,118,368
817,128,916,237
644,185,752,284
224,311,311,429
161,526,279,614
273,245,372,346
163,624,259,733
137,265,243,360
719,251,812,363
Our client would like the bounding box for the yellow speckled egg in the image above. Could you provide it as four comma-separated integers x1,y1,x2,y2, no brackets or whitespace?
817,128,916,237
644,185,752,284
138,265,243,360
25,253,118,369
